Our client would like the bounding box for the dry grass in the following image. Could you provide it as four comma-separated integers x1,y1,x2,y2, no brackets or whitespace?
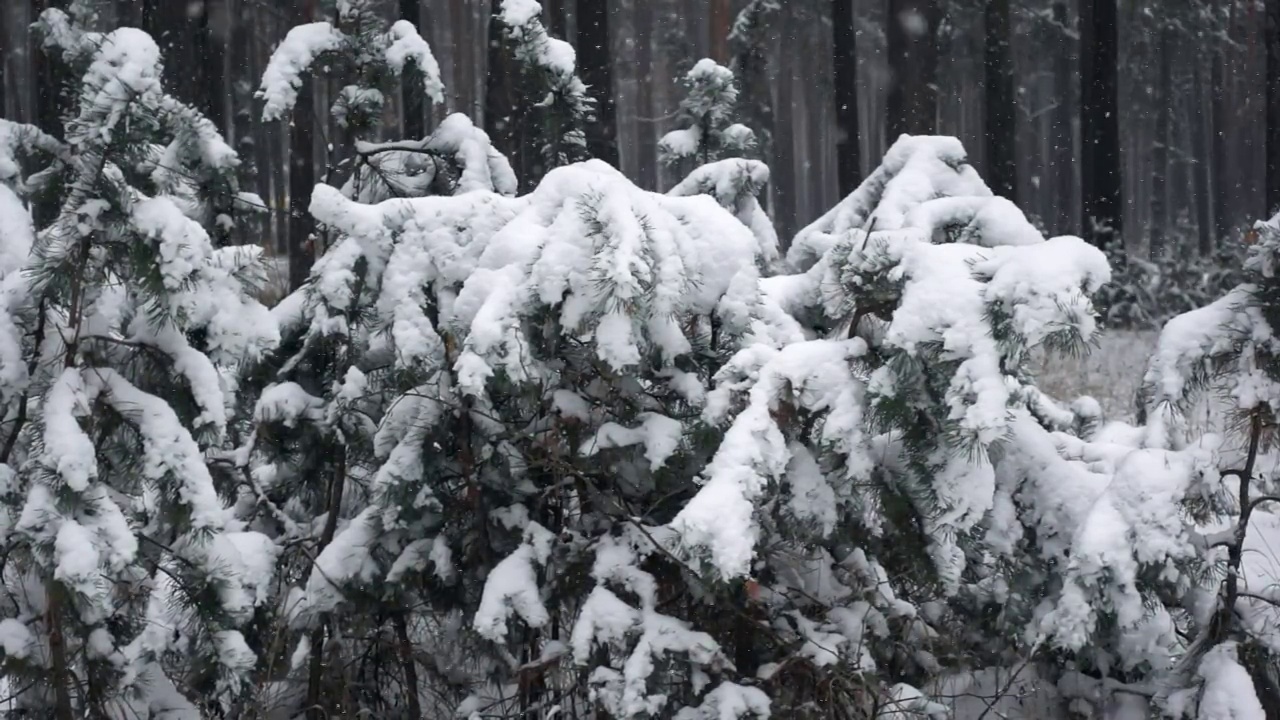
1033,330,1158,423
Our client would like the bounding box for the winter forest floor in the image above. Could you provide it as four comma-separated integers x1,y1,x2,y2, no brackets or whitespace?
1035,329,1156,422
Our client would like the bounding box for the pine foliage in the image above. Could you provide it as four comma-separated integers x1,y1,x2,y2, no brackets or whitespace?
659,59,757,170
258,0,443,137
7,6,1280,718
493,0,595,173
0,9,278,715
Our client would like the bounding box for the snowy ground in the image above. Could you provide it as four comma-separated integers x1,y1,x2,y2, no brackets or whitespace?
1035,327,1227,433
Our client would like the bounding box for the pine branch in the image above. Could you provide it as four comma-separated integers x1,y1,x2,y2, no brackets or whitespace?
1,297,48,465
1221,410,1265,641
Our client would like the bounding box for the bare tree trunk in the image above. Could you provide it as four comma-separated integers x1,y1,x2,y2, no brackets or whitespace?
194,0,225,131
1192,66,1213,256
833,0,860,196
1049,2,1076,235
1267,0,1280,214
709,0,730,63
143,0,222,129
288,0,316,291
984,0,1016,201
1150,26,1171,258
1213,49,1232,242
887,0,938,137
1080,0,1122,252
0,4,7,120
577,0,618,166
634,0,656,190
545,0,568,37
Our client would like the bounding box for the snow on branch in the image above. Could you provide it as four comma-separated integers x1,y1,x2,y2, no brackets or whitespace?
259,22,345,121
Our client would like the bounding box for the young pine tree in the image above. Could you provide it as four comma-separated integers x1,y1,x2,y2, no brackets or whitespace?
490,0,596,187
253,151,778,718
659,59,757,172
663,59,778,270
237,21,519,715
258,0,444,142
0,10,278,717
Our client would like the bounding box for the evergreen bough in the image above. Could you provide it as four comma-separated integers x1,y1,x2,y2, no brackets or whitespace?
0,10,278,715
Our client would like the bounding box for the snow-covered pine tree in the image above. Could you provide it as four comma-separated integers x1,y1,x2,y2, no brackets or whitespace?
1134,210,1280,718
257,0,447,226
663,134,1238,716
236,43,517,720
259,0,443,140
248,153,778,718
662,59,778,271
668,159,779,273
491,0,596,180
240,15,527,715
0,9,278,717
727,0,779,170
659,59,757,172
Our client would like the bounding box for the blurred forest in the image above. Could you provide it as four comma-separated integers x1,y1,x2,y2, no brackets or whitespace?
1,0,1278,261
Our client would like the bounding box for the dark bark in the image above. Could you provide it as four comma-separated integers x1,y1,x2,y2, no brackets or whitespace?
142,0,223,129
833,0,861,196
710,0,731,63
116,0,138,26
1150,27,1171,258
545,0,568,38
194,0,225,132
887,0,938,138
1212,52,1232,242
1051,2,1076,236
983,0,1016,201
634,0,657,190
1192,67,1213,257
1266,0,1280,215
0,4,7,119
400,0,427,141
1080,0,1123,252
576,0,619,166
288,0,316,292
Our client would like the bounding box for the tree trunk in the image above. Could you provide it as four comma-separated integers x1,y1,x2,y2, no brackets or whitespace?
1192,66,1213,257
1050,1,1076,236
709,0,731,63
288,0,316,292
400,0,427,140
634,0,656,190
116,0,137,26
143,0,221,127
194,0,225,132
1150,27,1171,258
576,0,619,166
1080,0,1123,253
1266,0,1280,215
833,0,860,196
887,0,938,138
983,0,1016,201
0,4,7,120
545,0,568,38
1213,50,1232,242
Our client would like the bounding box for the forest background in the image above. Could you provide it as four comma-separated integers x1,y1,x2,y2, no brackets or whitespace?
5,0,1278,311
